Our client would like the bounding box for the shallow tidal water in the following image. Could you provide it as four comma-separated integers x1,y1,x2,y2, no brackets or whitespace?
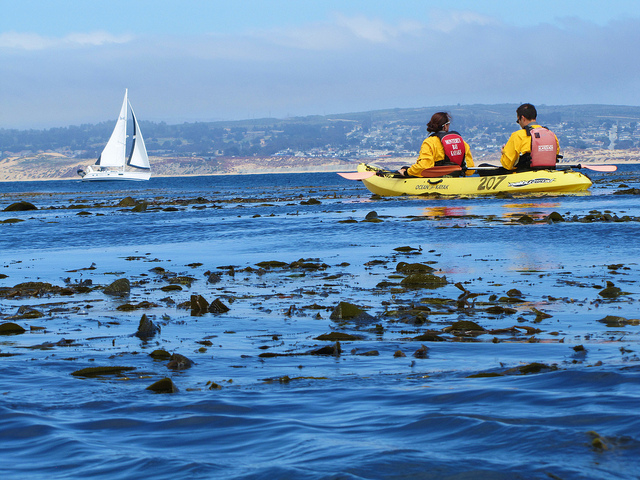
1,166,640,479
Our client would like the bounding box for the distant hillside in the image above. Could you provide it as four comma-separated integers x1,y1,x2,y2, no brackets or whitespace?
1,104,640,181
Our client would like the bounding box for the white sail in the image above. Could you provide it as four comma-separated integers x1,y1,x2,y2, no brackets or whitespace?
127,105,150,170
96,89,128,168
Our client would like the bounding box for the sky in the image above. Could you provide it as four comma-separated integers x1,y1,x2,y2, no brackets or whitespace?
1,0,640,129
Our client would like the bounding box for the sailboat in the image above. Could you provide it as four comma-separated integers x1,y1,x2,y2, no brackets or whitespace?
78,89,151,181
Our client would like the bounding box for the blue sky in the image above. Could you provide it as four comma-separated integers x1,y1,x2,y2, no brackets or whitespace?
1,0,639,128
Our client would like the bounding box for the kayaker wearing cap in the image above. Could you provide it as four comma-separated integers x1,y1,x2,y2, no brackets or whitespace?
398,112,474,177
500,103,560,172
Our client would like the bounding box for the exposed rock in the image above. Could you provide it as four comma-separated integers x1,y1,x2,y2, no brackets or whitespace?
413,344,429,358
545,212,565,223
400,273,447,289
104,278,130,295
310,341,341,356
0,322,26,335
149,349,172,359
597,315,640,327
4,201,37,211
191,294,209,315
208,298,230,314
315,332,361,341
9,306,44,319
167,353,194,370
71,366,136,377
118,197,137,207
146,377,178,393
599,281,623,298
396,262,435,274
515,214,535,224
135,314,160,340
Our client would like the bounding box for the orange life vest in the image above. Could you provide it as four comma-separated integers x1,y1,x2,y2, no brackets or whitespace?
525,125,558,168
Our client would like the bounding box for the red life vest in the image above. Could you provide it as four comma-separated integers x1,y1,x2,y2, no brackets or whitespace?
435,131,466,167
527,125,558,168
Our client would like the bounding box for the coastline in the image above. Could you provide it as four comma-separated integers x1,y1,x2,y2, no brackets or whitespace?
0,148,638,182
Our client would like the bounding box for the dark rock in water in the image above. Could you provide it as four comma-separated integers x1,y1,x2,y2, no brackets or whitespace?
329,302,376,325
256,260,288,269
516,214,535,224
71,366,136,377
485,306,517,315
330,302,365,320
310,341,341,356
135,314,160,340
413,332,446,342
167,353,194,370
394,350,406,358
149,349,172,359
4,201,37,211
300,198,321,205
450,320,485,331
208,298,230,314
118,197,137,207
146,377,178,393
545,212,565,223
396,262,435,274
191,294,209,315
413,344,429,358
207,272,222,284
401,273,447,289
104,278,130,295
315,332,361,341
506,288,523,298
597,315,640,327
132,202,148,212
0,322,26,335
9,306,44,319
512,362,557,375
365,211,379,220
394,246,421,252
599,281,623,298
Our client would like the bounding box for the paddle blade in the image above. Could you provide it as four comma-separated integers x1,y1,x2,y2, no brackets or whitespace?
420,165,462,177
337,171,376,180
582,164,617,172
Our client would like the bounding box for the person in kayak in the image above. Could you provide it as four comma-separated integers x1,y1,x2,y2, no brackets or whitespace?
398,112,474,177
499,103,560,172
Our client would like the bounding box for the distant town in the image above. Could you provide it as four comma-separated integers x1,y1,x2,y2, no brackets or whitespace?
1,103,639,180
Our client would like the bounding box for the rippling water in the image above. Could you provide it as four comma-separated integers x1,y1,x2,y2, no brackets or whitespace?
1,167,640,479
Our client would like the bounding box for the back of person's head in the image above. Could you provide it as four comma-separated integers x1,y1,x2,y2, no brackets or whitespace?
427,112,451,133
516,103,537,121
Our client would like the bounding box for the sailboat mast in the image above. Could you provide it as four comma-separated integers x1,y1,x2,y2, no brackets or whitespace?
122,88,128,172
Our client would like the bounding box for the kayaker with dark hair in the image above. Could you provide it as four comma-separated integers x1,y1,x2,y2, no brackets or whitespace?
398,112,474,177
500,103,560,172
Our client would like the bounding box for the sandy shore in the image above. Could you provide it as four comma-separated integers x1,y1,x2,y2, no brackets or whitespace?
0,148,638,182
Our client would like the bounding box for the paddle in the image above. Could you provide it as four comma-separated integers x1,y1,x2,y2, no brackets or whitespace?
563,164,617,172
337,171,376,180
467,164,617,172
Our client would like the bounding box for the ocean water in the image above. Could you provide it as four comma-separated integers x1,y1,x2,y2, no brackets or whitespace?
1,166,640,479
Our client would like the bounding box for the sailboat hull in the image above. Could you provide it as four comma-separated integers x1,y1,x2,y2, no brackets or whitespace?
79,166,151,181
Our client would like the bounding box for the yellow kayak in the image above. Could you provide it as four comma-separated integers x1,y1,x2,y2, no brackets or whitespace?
355,163,592,196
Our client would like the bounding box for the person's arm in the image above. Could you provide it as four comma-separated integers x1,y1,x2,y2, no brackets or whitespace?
500,132,520,170
463,141,474,175
406,138,436,176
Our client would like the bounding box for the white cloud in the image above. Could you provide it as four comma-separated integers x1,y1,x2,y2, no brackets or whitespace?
427,9,498,32
0,31,133,50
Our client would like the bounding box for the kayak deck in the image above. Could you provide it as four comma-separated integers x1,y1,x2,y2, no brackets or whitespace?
356,163,592,196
